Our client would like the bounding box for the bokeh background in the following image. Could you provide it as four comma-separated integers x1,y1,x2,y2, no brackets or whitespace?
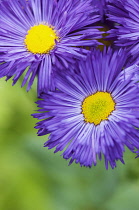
0,77,139,210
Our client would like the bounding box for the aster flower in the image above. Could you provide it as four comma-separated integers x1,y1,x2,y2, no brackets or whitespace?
33,48,139,169
107,0,139,63
0,0,102,96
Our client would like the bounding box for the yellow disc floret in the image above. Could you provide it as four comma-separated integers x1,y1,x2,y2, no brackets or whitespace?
82,92,115,125
24,24,58,54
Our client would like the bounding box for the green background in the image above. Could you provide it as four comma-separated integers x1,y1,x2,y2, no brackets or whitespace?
0,78,139,210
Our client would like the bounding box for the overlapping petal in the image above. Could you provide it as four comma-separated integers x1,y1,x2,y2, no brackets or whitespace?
107,0,139,63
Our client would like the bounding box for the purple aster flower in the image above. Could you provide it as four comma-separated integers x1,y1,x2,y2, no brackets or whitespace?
0,0,102,96
107,0,139,63
33,48,139,169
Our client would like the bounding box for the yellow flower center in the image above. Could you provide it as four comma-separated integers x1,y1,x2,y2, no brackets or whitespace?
24,24,58,54
82,92,115,125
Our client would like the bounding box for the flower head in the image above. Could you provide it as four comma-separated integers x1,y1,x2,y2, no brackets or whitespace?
33,48,139,169
107,0,139,63
0,0,102,96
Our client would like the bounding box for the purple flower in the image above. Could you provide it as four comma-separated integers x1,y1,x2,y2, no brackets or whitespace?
0,0,102,96
33,48,139,169
107,0,139,63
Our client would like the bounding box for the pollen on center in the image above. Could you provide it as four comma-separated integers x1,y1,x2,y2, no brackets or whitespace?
82,92,115,125
24,24,59,54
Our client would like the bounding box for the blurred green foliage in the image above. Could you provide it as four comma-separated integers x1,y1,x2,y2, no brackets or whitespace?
0,78,139,210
